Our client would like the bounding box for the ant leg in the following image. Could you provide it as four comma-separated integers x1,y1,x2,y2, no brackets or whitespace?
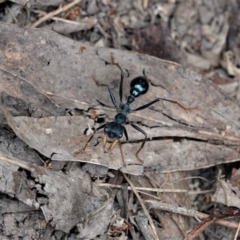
102,134,108,152
132,98,160,112
123,126,129,142
104,125,128,166
75,123,107,155
106,138,126,166
118,126,129,166
132,97,189,112
119,70,124,104
157,97,190,110
96,99,115,109
143,69,170,93
114,63,129,104
108,139,119,151
143,69,147,77
158,97,190,110
103,135,119,152
107,86,118,109
129,122,147,163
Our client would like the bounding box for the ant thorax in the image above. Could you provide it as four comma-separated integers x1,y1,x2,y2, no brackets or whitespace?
119,103,131,115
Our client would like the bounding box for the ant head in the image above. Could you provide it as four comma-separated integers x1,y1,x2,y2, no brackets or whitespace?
130,76,149,97
104,122,123,139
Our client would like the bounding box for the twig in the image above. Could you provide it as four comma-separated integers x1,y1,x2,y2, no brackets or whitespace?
234,220,240,240
0,152,35,172
184,207,240,240
97,183,213,195
142,0,149,9
31,0,82,28
6,5,19,23
122,173,159,240
31,9,95,26
84,197,114,225
175,176,211,183
146,200,240,229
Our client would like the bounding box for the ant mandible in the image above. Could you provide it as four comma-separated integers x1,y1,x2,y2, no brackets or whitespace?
81,68,182,165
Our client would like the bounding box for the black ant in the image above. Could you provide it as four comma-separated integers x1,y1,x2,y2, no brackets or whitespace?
79,69,186,165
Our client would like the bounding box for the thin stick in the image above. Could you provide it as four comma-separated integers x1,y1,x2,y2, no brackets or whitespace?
97,183,213,195
123,173,159,240
234,220,240,240
146,200,240,230
0,152,35,172
31,0,82,28
31,10,88,25
99,182,239,230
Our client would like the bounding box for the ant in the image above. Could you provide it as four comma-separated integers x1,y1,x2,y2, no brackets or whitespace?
80,68,185,165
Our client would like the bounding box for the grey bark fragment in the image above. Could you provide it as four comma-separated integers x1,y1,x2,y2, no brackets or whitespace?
0,154,112,233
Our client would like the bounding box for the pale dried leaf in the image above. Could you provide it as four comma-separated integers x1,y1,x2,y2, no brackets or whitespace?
212,179,240,208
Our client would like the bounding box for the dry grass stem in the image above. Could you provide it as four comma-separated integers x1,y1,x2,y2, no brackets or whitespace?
31,0,82,28
123,173,159,240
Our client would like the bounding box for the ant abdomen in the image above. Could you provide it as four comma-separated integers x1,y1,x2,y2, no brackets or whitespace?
130,76,149,98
